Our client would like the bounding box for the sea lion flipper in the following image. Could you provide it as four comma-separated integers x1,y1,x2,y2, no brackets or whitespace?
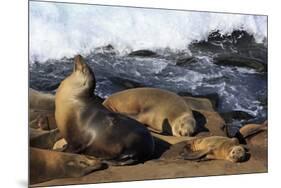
239,123,268,139
182,147,211,160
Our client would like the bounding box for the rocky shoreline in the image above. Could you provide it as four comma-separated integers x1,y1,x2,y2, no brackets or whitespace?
29,89,267,187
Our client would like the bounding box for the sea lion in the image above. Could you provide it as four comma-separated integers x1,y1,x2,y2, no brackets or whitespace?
103,88,196,137
239,121,267,139
182,136,248,162
29,109,57,130
29,88,55,111
30,148,105,184
55,55,154,165
30,128,62,149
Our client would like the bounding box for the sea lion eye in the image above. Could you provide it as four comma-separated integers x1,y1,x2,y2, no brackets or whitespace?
79,161,89,168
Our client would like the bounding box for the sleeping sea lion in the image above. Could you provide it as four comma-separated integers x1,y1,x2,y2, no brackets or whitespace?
55,55,154,165
30,148,105,184
103,87,196,137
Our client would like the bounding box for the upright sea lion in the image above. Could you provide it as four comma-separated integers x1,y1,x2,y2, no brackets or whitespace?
103,88,196,137
55,55,154,165
30,148,105,184
182,136,248,162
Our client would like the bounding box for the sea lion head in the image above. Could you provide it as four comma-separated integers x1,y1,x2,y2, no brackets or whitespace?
68,55,96,96
172,114,196,137
65,155,104,177
227,145,246,162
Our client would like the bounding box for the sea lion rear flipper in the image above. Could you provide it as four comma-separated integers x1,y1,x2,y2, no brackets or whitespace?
182,145,212,160
102,152,138,166
182,149,211,160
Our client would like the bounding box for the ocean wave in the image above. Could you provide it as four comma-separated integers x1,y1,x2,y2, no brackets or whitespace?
30,1,267,62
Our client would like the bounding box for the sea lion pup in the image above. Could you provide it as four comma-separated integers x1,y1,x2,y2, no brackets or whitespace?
29,88,55,111
103,88,196,137
55,55,154,165
182,136,248,162
30,148,105,185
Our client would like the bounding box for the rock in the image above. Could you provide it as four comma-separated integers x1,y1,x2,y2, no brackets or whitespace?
213,54,266,72
128,50,158,57
238,44,267,64
182,96,214,112
220,110,255,124
178,92,219,110
109,77,144,89
94,44,116,55
175,56,196,65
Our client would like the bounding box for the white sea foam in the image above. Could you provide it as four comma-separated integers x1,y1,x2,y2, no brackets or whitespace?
29,1,267,62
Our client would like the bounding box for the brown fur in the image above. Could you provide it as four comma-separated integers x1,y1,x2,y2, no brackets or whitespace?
239,121,267,139
29,88,55,111
29,109,57,130
30,148,104,185
55,55,154,164
30,128,62,149
183,136,248,162
103,88,196,137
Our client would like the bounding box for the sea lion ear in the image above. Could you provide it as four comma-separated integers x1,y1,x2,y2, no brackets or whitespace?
73,54,84,72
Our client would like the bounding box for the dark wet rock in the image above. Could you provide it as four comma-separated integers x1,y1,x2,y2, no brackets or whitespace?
220,110,255,124
30,80,60,92
94,44,116,55
95,95,105,103
213,54,266,72
178,92,219,110
128,50,158,57
175,56,196,65
189,30,266,56
108,77,145,89
238,44,268,64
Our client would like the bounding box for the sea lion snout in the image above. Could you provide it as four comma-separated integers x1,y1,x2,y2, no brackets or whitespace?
173,115,196,137
228,145,246,162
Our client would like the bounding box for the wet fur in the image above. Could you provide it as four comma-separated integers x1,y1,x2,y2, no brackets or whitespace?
55,55,154,165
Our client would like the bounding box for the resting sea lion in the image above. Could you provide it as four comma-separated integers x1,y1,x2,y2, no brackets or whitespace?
30,128,62,149
29,88,55,111
55,55,154,165
239,121,267,139
182,136,248,162
103,87,196,137
30,148,105,184
29,109,57,130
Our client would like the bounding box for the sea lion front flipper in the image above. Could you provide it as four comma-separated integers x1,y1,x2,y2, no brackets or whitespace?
182,146,212,160
182,149,211,160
